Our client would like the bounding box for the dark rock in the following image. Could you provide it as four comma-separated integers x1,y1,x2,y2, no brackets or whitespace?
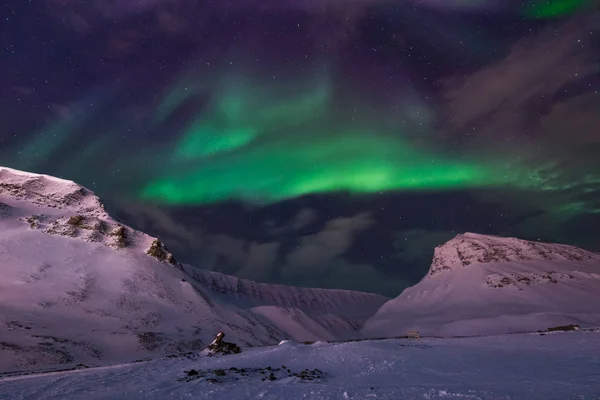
109,225,128,248
547,324,580,332
204,332,241,357
146,239,177,265
67,215,84,226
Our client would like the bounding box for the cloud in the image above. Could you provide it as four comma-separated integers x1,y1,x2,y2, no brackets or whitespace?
210,211,406,296
286,258,407,297
155,6,190,34
199,211,406,296
539,92,600,144
440,14,600,220
113,201,204,250
208,234,247,266
111,201,251,267
236,242,280,281
442,15,599,143
106,29,141,56
266,208,318,236
110,201,414,296
284,212,374,271
392,229,457,266
275,211,412,296
298,0,376,51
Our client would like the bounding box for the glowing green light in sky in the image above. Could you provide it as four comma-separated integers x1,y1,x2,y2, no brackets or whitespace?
16,104,92,171
135,69,541,205
524,0,590,18
142,125,511,205
174,73,331,159
154,74,205,124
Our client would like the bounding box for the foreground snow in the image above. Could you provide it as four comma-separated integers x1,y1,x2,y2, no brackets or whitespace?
1,332,599,400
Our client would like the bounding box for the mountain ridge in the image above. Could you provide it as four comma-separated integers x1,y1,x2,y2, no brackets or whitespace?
428,232,600,277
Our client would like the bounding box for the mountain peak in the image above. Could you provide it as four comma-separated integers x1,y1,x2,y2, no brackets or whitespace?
428,232,600,277
0,166,106,216
0,166,165,254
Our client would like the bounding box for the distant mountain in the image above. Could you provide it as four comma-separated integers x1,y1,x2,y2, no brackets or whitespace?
362,232,600,338
0,166,388,373
185,268,387,341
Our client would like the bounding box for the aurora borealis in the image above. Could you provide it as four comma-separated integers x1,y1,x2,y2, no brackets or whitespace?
1,0,599,296
524,0,595,18
141,73,512,205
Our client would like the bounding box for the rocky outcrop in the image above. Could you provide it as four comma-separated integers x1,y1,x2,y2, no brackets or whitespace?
147,239,179,266
202,332,241,357
19,213,132,249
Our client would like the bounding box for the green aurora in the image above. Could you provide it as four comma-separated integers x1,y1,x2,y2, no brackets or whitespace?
141,133,508,205
139,72,527,205
524,0,593,18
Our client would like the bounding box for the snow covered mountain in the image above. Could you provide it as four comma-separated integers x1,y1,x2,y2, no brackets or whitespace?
362,232,600,338
0,166,387,373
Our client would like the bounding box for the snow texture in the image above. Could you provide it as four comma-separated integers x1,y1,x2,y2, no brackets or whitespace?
363,233,600,338
0,331,599,400
0,166,387,373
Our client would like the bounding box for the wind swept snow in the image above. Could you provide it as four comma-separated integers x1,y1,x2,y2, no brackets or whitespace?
0,332,599,400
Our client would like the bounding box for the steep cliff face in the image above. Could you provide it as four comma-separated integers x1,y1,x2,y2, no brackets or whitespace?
0,166,386,373
362,233,600,338
428,232,600,277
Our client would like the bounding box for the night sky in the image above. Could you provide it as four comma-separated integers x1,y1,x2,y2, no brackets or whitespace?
1,0,599,297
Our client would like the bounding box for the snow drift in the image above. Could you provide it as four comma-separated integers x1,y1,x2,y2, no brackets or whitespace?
362,232,600,338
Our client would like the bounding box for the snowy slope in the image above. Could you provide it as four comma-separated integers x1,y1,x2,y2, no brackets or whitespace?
1,331,599,400
0,166,386,373
362,233,600,338
185,268,388,342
